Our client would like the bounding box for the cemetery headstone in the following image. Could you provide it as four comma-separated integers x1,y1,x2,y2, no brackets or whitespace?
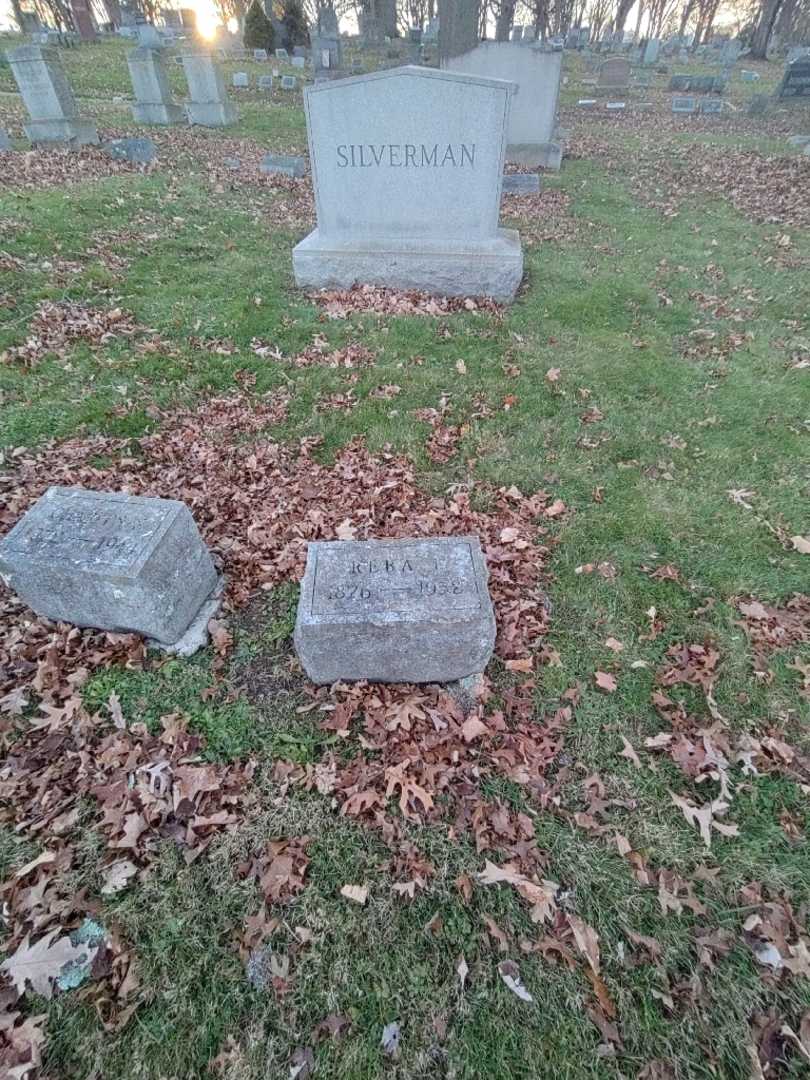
313,4,342,75
232,71,249,87
6,45,98,146
578,98,597,106
0,487,218,646
293,45,308,58
510,25,524,42
136,22,164,47
720,37,742,63
423,17,439,43
127,46,184,124
786,45,810,63
293,536,496,684
281,75,296,89
442,42,563,170
597,56,631,90
740,69,760,82
669,73,691,90
261,152,306,176
292,55,305,69
182,49,237,125
253,48,268,60
275,47,289,60
700,97,723,114
293,66,523,300
104,136,156,162
672,95,697,113
642,38,660,65
605,100,626,109
258,74,273,90
502,172,540,194
779,57,810,97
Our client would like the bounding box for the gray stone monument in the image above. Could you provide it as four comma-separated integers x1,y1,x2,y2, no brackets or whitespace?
281,75,296,89
597,56,630,89
127,46,184,124
313,4,342,75
501,173,540,194
642,38,660,65
104,136,156,162
292,55,306,69
779,57,810,98
182,50,237,125
253,48,268,60
292,66,523,301
233,71,249,87
672,95,697,113
6,45,98,146
0,488,218,646
294,536,496,684
442,42,563,170
258,74,274,90
275,47,289,60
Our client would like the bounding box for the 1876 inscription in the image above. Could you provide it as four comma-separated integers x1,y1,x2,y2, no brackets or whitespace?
311,539,482,616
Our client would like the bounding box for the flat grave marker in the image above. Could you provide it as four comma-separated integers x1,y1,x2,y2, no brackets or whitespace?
294,536,496,683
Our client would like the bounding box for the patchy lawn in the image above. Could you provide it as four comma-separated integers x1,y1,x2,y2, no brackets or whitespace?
1,37,810,1080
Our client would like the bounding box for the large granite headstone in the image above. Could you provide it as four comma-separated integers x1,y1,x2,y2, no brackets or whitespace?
642,38,660,65
0,488,217,645
182,49,237,125
6,45,98,146
127,46,184,124
597,56,630,89
293,66,523,301
442,42,563,170
294,537,496,683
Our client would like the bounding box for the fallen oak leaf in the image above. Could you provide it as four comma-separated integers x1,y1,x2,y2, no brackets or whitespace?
619,736,642,770
791,535,810,554
498,960,533,1002
594,671,618,693
1,930,97,1000
461,717,488,742
567,914,601,975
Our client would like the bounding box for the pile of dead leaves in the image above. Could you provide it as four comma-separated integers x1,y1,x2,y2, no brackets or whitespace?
251,335,376,369
1,300,145,369
311,284,504,319
0,145,145,193
500,188,581,247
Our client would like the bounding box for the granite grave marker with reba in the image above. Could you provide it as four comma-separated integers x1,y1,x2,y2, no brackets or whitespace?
293,65,523,300
294,537,496,683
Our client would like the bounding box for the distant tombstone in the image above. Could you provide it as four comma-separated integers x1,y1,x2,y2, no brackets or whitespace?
181,50,237,125
313,4,342,74
510,25,523,42
423,16,439,43
642,38,660,65
281,75,296,89
669,73,691,90
104,136,156,162
292,55,305,68
350,60,363,74
253,48,268,60
720,38,742,64
786,45,810,63
605,100,625,109
293,537,496,684
442,43,563,170
740,69,760,82
672,95,697,113
597,56,630,89
578,98,597,106
293,45,308,58
136,22,163,47
700,97,723,114
6,45,98,146
232,71,249,87
501,172,540,194
275,47,289,59
292,66,523,301
127,46,184,123
258,74,273,90
778,58,810,97
0,488,218,646
260,152,306,176
320,49,331,69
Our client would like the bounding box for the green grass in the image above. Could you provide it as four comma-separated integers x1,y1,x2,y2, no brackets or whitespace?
2,36,810,1080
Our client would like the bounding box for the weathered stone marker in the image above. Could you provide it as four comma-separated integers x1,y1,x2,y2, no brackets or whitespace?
6,44,98,146
442,42,563,170
293,66,523,301
182,49,237,126
0,488,218,645
294,537,496,684
261,152,306,177
127,46,184,124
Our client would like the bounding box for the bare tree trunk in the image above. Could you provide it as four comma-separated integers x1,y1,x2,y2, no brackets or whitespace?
495,0,515,38
9,0,26,30
678,0,694,36
612,0,634,36
750,0,786,58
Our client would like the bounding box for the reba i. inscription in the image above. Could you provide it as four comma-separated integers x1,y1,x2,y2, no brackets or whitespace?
312,538,482,615
294,536,496,684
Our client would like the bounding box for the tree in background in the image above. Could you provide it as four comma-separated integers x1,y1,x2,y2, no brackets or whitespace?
213,0,249,32
281,0,310,44
244,0,276,47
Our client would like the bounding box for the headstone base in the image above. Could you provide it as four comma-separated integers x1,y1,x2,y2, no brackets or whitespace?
132,101,185,124
507,140,563,171
147,575,225,656
24,118,99,146
292,228,523,302
185,101,237,126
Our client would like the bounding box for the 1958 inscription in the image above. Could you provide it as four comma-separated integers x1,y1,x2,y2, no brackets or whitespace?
311,539,482,616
